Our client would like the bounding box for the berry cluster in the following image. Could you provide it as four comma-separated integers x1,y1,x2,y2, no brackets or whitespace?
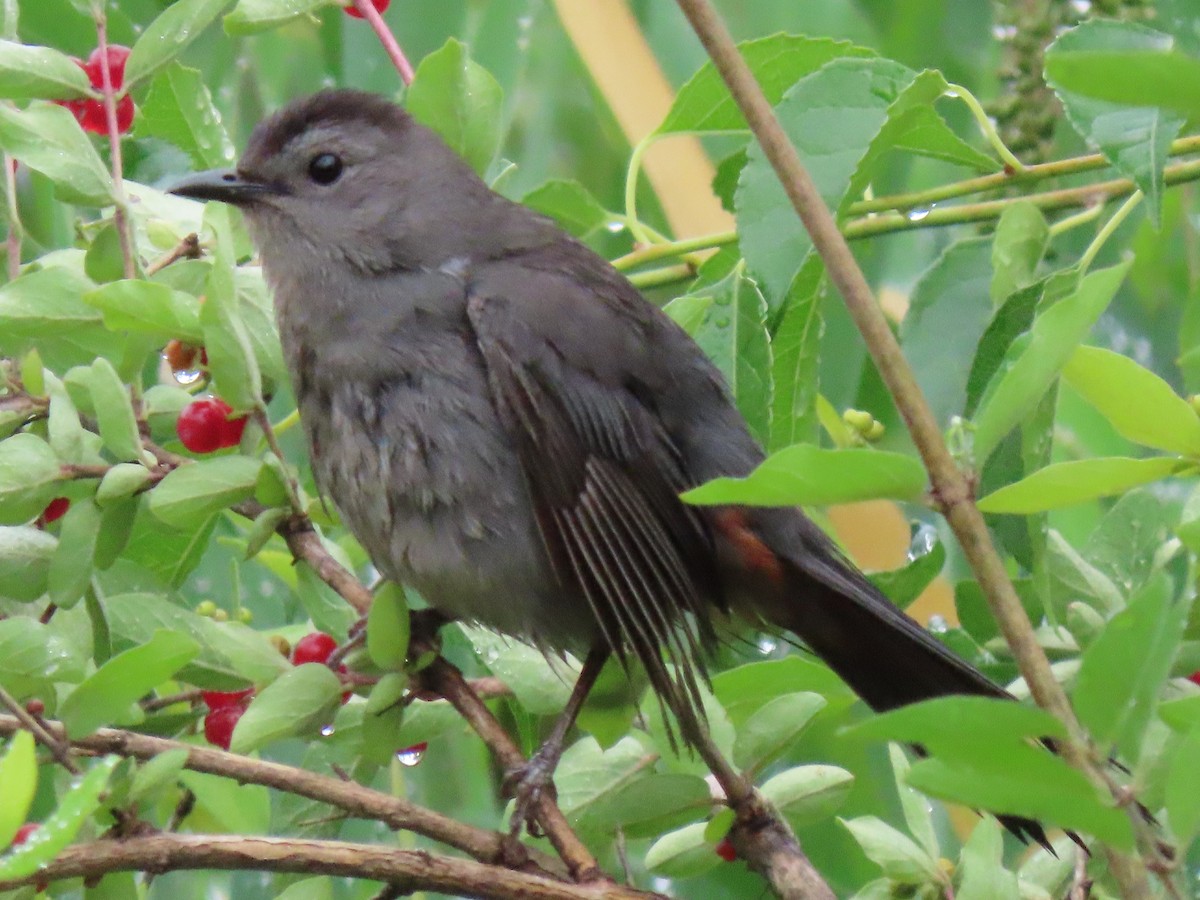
176,397,247,454
57,45,134,135
201,631,352,750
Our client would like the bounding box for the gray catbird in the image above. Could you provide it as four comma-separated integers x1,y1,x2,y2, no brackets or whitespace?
171,89,1047,845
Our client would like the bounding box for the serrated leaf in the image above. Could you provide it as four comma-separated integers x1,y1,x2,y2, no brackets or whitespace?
0,756,118,879
125,0,232,87
769,258,825,450
0,102,112,206
1073,578,1187,763
59,630,199,738
0,434,64,525
977,456,1189,513
366,581,409,671
972,262,1131,463
406,38,502,176
684,445,926,506
1063,344,1200,454
139,63,236,168
83,279,202,343
893,104,1001,172
87,358,142,462
0,731,35,849
0,40,92,100
1044,35,1200,119
732,692,825,774
148,457,262,529
991,203,1049,306
47,497,100,608
230,663,342,753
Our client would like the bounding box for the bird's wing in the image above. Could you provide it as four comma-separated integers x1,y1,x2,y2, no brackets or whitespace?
465,255,724,739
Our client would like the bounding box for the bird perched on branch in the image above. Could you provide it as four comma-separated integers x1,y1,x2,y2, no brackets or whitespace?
171,89,1048,847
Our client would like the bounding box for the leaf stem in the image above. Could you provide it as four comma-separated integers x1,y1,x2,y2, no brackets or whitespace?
944,82,1026,174
348,0,414,85
612,229,736,270
623,136,657,247
1079,190,1144,276
4,154,21,281
93,11,137,281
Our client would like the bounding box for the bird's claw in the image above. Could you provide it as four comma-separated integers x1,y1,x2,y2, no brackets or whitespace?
502,746,561,839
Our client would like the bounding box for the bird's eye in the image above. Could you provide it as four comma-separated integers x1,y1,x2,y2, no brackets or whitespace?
308,153,343,185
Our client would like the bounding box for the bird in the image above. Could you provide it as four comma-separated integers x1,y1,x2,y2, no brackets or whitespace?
169,88,1047,847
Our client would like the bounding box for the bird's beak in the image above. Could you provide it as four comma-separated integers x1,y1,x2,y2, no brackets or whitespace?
167,169,283,205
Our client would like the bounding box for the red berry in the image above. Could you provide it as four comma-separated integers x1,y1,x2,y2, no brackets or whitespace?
220,412,248,448
41,497,69,524
203,704,244,750
344,0,389,17
714,836,737,862
84,45,131,90
201,688,254,710
177,398,234,454
292,632,338,666
24,699,44,716
164,339,199,372
113,93,134,134
1189,672,1200,687
12,823,39,846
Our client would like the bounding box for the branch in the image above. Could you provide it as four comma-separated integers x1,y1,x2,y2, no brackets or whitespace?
0,833,662,900
670,1,1151,897
0,714,560,875
93,11,136,280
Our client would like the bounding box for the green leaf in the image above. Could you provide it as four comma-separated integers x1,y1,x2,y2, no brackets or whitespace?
972,261,1131,463
128,747,190,805
889,744,938,860
148,457,262,529
956,818,1020,900
460,624,574,716
59,630,200,738
0,40,92,100
366,581,409,671
84,279,203,343
1043,42,1200,120
663,293,712,336
139,63,236,168
690,264,773,444
46,373,85,464
977,456,1189,513
901,236,995,426
768,258,825,451
575,772,710,839
521,180,610,238
0,732,35,849
1045,22,1184,222
230,663,343,753
47,497,100,608
0,265,98,339
1073,577,1187,763
0,525,57,601
760,764,855,827
0,756,118,879
0,434,64,525
87,358,143,462
733,692,825,775
684,445,926,506
125,0,233,87
892,104,1001,172
0,102,112,206
201,204,262,410
839,815,940,885
847,695,1068,755
406,38,503,176
964,281,1044,417
868,524,945,609
991,203,1049,306
656,34,874,136
224,0,329,35
1063,345,1200,454
644,822,721,879
1166,724,1200,845
96,463,155,506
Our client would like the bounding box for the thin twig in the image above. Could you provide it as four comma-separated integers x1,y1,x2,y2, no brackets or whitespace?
670,1,1152,898
145,233,201,276
0,687,78,774
4,155,21,280
93,12,136,280
0,833,660,899
348,0,415,85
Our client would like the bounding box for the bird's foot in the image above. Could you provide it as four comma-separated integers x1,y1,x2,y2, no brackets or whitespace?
502,743,562,839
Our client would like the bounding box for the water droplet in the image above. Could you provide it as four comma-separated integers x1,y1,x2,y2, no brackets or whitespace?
604,220,625,234
320,724,335,737
992,24,1017,40
928,615,948,634
1069,0,1091,12
906,207,931,222
757,637,777,655
173,367,202,385
397,745,424,767
714,293,731,306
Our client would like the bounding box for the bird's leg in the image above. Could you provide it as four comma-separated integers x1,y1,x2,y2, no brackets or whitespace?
504,645,610,837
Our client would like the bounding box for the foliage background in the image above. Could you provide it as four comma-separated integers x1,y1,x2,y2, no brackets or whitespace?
1,0,1200,898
